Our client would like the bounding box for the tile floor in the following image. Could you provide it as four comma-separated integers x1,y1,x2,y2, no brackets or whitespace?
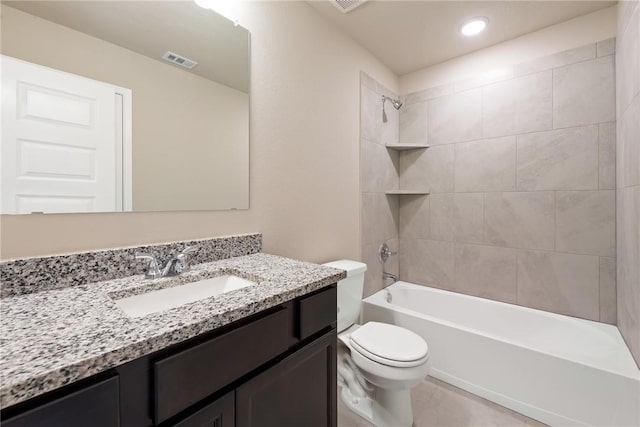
337,376,548,427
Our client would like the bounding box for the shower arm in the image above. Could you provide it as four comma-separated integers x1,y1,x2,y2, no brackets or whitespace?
381,95,402,110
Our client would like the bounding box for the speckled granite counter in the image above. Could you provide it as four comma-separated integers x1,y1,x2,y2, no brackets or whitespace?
0,253,346,408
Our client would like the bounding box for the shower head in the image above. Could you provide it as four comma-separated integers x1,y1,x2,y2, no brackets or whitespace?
381,95,402,123
382,95,403,110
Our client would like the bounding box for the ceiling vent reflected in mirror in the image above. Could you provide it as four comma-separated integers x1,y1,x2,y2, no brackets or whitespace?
331,0,368,14
162,51,199,69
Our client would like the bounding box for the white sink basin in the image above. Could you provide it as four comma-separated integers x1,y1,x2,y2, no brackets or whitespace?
114,275,255,318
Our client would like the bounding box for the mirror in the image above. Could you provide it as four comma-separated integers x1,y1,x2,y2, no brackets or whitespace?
0,1,250,214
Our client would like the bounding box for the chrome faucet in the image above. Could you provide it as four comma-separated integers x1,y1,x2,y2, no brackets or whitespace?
379,243,399,283
135,246,198,279
378,243,397,264
382,272,398,283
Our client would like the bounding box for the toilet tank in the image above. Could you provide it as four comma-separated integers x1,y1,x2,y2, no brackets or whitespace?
323,260,367,332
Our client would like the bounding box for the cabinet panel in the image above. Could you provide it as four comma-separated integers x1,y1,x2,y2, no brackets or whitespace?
298,286,337,339
236,330,337,427
173,391,234,427
154,307,289,424
2,376,119,427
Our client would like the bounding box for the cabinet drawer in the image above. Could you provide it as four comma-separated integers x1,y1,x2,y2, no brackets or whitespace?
2,376,119,427
173,391,234,427
298,286,337,340
154,307,289,424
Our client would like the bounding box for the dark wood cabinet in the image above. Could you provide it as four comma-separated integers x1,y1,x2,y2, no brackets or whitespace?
236,330,337,427
2,285,337,427
154,307,289,424
2,376,120,427
172,391,234,427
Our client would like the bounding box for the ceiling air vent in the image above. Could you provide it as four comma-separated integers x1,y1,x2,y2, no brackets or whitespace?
330,0,368,14
162,51,198,69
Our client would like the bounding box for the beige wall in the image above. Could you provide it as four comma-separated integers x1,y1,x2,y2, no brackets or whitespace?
1,5,249,212
0,1,398,260
400,6,617,94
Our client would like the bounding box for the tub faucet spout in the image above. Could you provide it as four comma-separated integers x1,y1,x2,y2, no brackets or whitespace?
383,272,398,283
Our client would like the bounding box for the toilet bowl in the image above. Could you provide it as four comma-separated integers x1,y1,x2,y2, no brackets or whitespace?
324,260,430,427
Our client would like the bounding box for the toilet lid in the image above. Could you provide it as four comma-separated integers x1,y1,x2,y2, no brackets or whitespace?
350,322,428,368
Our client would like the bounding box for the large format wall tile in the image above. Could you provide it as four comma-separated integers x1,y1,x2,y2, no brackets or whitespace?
362,239,399,297
362,239,400,298
620,97,640,188
617,5,640,113
428,193,484,243
556,190,615,257
600,256,617,324
453,67,515,93
381,102,400,146
361,85,381,144
484,192,555,250
517,126,598,191
361,83,399,146
400,101,428,144
428,89,482,145
553,56,615,128
428,193,455,241
618,0,639,37
514,43,596,76
403,83,455,106
617,186,640,361
399,195,429,239
362,241,384,298
361,193,398,246
482,71,552,138
400,239,454,289
454,136,516,192
361,139,398,193
454,243,517,303
386,41,619,325
597,38,616,57
400,145,454,192
599,123,617,190
517,250,600,320
616,3,640,365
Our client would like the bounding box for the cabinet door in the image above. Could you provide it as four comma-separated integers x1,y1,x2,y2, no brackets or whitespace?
173,391,234,427
2,376,119,427
236,330,336,427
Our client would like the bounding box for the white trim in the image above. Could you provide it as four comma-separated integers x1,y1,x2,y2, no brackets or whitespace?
113,87,133,211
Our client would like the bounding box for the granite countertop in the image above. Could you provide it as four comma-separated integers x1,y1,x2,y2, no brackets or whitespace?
0,253,346,408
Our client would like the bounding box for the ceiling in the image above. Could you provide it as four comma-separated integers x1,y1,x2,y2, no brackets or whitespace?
4,1,250,93
307,0,617,76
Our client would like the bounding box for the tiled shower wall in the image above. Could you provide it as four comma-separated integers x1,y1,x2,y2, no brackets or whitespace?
360,72,400,297
397,41,617,323
616,1,640,365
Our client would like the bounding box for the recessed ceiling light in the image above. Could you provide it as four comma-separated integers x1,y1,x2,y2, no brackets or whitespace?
460,17,488,37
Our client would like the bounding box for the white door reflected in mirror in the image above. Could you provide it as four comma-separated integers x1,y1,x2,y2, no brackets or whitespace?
0,1,250,213
1,56,132,214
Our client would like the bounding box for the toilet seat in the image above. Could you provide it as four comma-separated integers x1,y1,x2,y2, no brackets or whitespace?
350,322,428,368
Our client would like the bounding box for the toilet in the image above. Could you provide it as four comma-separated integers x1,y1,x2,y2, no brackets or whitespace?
323,260,429,427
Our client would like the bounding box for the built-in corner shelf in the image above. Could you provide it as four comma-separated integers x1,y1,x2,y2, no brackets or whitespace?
385,190,429,195
385,144,430,151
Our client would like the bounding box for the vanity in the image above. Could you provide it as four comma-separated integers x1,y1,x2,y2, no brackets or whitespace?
0,236,346,427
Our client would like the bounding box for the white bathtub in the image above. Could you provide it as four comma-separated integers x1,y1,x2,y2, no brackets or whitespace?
362,282,640,427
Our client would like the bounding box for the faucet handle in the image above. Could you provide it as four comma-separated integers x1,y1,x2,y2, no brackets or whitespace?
135,253,162,279
180,245,198,255
378,243,397,264
176,245,199,272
